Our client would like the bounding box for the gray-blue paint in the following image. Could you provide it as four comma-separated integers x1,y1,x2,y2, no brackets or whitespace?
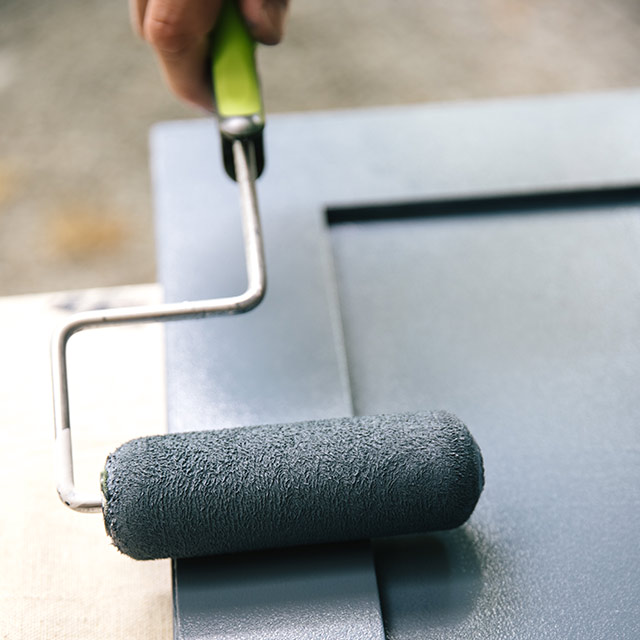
103,412,484,559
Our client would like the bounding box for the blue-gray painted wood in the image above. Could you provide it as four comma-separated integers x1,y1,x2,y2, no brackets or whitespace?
172,543,382,640
151,110,383,637
153,89,640,639
151,123,353,431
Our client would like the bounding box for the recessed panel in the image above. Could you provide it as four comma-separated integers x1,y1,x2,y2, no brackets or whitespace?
330,195,640,639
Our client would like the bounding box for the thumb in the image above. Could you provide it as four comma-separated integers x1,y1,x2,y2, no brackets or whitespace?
239,0,289,45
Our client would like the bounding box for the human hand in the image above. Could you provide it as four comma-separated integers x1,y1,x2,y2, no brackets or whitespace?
130,0,288,111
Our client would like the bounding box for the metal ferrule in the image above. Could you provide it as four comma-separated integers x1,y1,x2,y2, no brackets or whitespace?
219,114,264,139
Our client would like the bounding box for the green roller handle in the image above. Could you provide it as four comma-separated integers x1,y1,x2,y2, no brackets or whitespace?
211,0,264,138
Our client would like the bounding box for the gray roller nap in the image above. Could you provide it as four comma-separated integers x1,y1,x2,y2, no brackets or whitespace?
101,411,484,560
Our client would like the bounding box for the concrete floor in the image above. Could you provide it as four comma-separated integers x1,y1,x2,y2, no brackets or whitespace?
1,0,639,295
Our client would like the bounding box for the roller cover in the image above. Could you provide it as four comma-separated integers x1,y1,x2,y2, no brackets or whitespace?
101,411,484,560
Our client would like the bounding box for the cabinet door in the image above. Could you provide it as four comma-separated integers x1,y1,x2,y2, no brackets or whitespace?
154,92,640,639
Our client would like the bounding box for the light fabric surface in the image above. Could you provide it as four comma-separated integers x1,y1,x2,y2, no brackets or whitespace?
0,285,172,639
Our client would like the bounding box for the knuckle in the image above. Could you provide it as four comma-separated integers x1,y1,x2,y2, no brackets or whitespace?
144,16,193,53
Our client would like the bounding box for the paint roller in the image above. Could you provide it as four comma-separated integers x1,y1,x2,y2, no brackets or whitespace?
51,1,484,560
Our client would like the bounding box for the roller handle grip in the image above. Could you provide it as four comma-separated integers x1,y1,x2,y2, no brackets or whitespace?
211,0,264,139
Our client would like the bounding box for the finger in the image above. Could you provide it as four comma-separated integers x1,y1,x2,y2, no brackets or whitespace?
129,0,148,37
239,0,289,45
143,0,223,110
154,35,215,111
